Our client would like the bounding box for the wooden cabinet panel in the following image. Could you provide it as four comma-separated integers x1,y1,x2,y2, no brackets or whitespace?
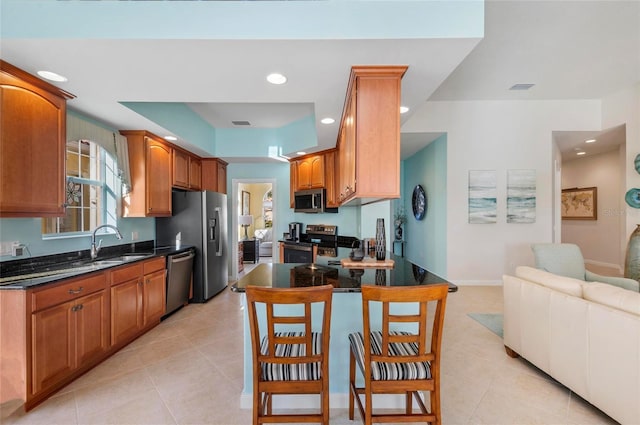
143,269,166,327
31,302,74,394
295,155,325,190
120,131,172,217
324,150,339,208
146,139,172,216
31,273,105,312
172,149,190,189
110,278,143,346
201,158,227,194
189,157,202,190
74,290,109,367
289,161,297,208
0,61,74,217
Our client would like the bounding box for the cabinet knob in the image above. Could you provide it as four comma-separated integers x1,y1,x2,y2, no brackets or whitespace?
68,287,83,295
71,304,84,312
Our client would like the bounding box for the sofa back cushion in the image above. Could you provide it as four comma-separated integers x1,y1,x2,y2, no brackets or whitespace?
583,282,640,317
515,266,584,297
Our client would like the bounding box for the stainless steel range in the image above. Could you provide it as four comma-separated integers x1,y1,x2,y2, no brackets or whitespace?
305,224,339,257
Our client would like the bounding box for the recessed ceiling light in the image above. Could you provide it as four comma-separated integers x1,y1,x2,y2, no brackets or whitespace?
320,118,335,125
266,73,287,85
164,136,177,141
37,70,68,82
509,83,535,91
585,139,596,143
296,151,306,156
577,151,586,156
400,106,409,114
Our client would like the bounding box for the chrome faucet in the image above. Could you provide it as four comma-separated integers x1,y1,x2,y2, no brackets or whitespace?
91,224,123,260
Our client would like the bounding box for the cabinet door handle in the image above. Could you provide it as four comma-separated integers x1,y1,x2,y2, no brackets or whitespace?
146,279,150,284
72,304,84,312
68,287,83,295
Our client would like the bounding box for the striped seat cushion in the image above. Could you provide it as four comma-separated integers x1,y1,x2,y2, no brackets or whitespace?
349,331,432,381
259,332,323,381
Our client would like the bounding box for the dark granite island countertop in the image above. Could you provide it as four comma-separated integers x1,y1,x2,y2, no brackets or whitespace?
231,248,457,293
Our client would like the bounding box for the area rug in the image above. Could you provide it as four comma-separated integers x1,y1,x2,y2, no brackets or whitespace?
467,313,503,338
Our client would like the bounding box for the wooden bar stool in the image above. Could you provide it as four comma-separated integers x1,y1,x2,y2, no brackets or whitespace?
246,284,333,424
348,284,449,424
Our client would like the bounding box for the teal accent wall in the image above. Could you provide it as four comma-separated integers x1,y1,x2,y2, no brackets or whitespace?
403,135,447,276
1,1,484,40
120,102,216,154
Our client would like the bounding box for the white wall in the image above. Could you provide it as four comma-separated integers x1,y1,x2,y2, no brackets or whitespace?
601,84,640,259
561,148,624,270
403,99,602,284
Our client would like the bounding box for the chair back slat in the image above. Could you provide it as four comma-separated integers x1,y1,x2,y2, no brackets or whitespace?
361,284,448,364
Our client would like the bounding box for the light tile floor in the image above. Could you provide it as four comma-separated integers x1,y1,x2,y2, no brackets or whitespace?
1,262,619,424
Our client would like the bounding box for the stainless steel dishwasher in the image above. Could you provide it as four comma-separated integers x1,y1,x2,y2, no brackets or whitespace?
165,249,195,316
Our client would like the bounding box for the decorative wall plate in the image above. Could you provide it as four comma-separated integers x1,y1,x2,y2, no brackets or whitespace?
412,185,427,220
625,188,640,209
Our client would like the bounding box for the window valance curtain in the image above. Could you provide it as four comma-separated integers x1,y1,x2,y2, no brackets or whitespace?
67,112,131,192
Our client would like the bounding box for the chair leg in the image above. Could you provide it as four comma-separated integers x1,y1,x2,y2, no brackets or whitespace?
252,390,260,425
349,350,355,420
406,391,412,414
430,388,441,425
322,381,329,424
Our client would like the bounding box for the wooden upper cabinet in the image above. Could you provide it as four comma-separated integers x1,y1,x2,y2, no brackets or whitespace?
289,161,298,208
119,130,172,217
173,149,202,190
337,65,407,206
201,158,227,194
0,60,75,217
295,155,325,190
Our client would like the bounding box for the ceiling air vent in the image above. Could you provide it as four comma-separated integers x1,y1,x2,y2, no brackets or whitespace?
232,120,251,126
509,83,535,91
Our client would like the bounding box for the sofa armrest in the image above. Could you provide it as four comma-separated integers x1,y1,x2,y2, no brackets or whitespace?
585,270,639,292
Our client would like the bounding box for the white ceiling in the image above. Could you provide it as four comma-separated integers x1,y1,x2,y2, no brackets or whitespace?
1,1,638,161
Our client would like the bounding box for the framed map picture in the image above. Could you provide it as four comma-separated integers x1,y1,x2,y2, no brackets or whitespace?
561,187,597,220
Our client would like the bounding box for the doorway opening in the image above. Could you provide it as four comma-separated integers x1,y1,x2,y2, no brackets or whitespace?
234,179,275,279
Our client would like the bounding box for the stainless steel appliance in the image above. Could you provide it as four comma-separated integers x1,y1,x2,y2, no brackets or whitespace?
165,249,195,315
156,191,228,302
288,222,303,242
293,189,337,213
306,224,339,257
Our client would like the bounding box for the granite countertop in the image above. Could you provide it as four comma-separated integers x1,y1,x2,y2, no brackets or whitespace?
232,247,457,293
0,240,194,290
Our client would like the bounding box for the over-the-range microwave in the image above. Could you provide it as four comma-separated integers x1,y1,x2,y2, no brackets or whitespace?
293,188,338,213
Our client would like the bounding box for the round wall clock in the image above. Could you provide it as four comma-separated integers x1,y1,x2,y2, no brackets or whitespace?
412,184,427,220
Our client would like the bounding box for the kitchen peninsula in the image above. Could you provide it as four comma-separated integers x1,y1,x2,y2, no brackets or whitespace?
232,250,456,408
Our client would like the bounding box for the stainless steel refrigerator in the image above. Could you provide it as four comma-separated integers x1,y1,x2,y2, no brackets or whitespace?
156,191,228,302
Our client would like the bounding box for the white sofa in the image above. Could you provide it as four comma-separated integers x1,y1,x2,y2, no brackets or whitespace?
503,266,640,425
254,228,273,257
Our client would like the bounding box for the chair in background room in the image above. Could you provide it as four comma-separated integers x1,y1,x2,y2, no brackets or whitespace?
255,227,273,257
246,284,333,425
348,284,449,425
531,243,639,291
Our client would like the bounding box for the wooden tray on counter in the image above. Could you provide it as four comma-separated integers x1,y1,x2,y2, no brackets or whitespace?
340,258,395,268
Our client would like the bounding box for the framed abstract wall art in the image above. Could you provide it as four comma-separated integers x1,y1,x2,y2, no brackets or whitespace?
507,169,536,223
468,170,497,224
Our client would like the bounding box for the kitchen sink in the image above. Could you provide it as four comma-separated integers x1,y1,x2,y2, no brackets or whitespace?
92,260,125,266
117,253,153,261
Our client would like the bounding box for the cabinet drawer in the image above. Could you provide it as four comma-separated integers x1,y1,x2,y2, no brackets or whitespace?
143,256,165,275
31,272,107,313
111,263,143,286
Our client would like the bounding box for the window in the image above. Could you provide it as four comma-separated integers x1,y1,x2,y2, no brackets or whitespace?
42,140,118,236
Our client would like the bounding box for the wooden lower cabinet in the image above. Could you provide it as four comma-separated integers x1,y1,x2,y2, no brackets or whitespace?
0,256,167,411
111,257,166,347
32,289,108,394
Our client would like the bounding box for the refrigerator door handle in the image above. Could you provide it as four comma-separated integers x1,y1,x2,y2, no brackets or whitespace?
212,207,222,256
